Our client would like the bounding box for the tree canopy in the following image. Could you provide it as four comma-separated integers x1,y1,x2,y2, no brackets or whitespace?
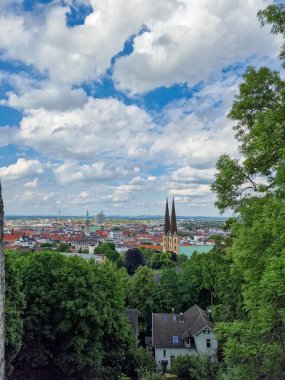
211,3,285,378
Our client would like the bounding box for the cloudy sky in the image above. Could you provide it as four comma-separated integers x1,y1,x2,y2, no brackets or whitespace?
0,0,282,216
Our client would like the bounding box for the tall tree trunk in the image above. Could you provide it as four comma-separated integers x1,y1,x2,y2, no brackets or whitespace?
0,182,5,379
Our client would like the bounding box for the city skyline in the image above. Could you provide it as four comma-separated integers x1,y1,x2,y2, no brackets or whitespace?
0,0,282,216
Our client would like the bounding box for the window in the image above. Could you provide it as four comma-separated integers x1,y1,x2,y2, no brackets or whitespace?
170,355,175,364
185,339,191,347
206,339,211,348
173,336,179,343
163,350,166,357
173,315,176,321
163,315,168,321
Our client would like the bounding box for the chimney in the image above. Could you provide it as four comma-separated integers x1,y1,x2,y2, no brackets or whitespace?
207,309,213,322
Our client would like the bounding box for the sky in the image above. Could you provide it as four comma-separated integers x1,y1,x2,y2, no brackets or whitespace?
0,0,283,216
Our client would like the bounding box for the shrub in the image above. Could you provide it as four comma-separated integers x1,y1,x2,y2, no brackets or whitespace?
171,354,220,380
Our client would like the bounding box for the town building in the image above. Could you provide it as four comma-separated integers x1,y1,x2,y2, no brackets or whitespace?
152,305,217,372
96,211,105,224
162,198,179,255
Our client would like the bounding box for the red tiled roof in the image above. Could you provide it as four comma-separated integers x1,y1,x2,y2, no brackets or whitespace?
140,244,163,251
4,233,21,241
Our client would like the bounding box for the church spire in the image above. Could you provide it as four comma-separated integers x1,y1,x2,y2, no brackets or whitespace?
170,197,177,235
164,199,170,234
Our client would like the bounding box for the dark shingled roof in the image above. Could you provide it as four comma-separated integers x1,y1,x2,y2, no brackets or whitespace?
126,308,139,336
170,197,178,235
164,199,170,235
152,305,213,348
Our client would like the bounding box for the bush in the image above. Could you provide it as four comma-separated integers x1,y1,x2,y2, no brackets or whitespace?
171,354,220,380
138,369,162,380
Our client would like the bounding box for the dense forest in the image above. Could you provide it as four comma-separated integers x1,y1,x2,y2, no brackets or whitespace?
4,3,285,379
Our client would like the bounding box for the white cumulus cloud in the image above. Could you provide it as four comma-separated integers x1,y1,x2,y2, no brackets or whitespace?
113,0,281,94
0,158,44,180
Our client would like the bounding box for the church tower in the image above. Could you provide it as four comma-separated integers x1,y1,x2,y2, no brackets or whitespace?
84,210,90,236
162,198,179,255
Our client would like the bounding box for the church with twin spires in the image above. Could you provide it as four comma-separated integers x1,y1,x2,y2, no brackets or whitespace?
162,198,180,255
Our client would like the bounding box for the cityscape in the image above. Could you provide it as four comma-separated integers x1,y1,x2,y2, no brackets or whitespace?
0,0,285,379
3,201,226,258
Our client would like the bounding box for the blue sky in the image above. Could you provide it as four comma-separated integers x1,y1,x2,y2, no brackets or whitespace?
0,0,282,216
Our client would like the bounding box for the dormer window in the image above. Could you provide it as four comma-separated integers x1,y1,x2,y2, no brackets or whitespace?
184,336,195,348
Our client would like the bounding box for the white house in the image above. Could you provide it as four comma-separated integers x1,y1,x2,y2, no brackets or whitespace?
16,236,36,248
152,305,218,372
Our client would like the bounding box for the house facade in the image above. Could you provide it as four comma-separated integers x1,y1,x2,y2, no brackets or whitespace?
152,305,217,371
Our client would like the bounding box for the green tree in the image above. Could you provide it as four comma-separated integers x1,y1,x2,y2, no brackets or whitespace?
9,251,138,379
127,266,155,334
94,242,121,266
149,252,175,270
124,248,144,275
5,251,25,376
211,4,285,377
153,267,181,312
57,243,70,252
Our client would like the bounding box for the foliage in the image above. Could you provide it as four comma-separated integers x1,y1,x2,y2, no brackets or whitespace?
94,242,121,265
119,375,131,380
150,252,175,270
133,347,157,376
124,248,144,275
6,251,138,379
57,243,70,252
40,242,53,248
140,248,155,267
212,65,285,213
5,251,25,375
171,354,219,380
153,267,181,313
176,253,188,266
211,5,285,378
258,4,285,63
127,266,155,334
138,371,162,380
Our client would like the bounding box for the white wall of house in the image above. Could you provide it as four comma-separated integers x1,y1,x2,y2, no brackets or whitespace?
155,330,217,370
109,231,123,239
195,330,217,358
155,347,195,370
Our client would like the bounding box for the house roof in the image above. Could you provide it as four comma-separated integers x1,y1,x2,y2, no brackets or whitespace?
4,233,21,242
164,199,170,234
140,244,163,251
152,305,213,348
179,245,214,256
170,197,178,235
